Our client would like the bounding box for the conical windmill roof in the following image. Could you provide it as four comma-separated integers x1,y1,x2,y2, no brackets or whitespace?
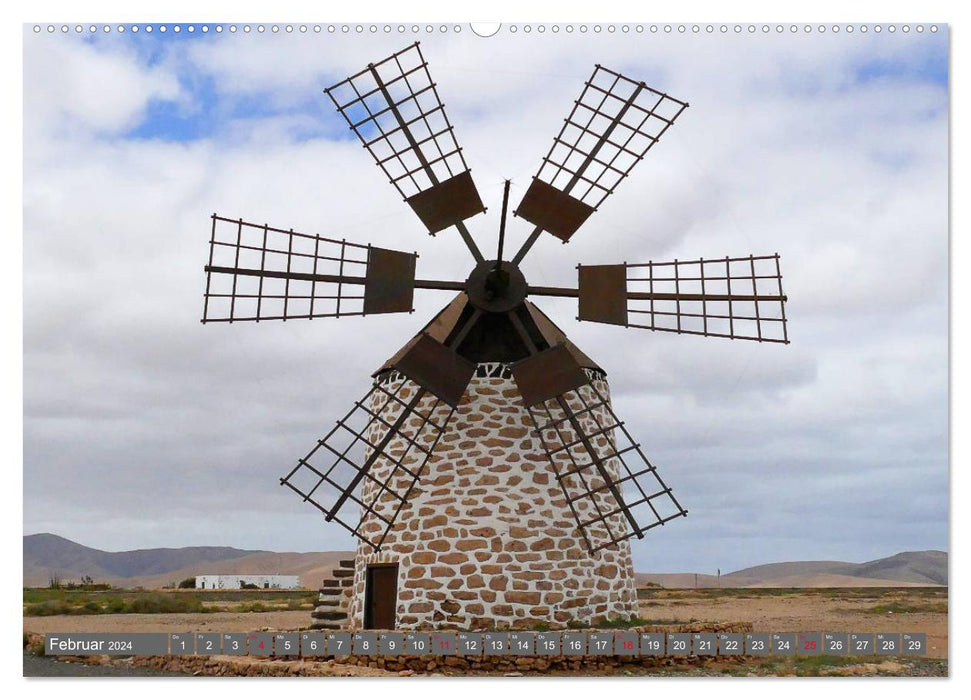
374,293,604,376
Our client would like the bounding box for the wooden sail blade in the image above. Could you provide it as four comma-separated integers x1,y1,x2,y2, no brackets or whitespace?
577,264,628,326
324,43,485,259
392,333,477,409
511,65,687,260
363,247,417,314
201,214,418,323
280,375,456,551
510,343,589,408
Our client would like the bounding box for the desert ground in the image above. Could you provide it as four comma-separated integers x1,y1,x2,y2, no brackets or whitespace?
23,586,947,676
636,587,947,658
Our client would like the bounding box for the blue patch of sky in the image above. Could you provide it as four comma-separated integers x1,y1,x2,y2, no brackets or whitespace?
868,149,917,171
776,36,948,98
760,37,947,164
107,28,355,143
127,88,345,143
127,76,349,144
852,40,947,88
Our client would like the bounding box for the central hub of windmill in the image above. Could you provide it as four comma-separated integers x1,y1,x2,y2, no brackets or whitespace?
465,259,528,313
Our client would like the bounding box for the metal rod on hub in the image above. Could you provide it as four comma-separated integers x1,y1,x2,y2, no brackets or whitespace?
496,179,511,269
526,283,787,303
204,265,466,292
511,225,543,266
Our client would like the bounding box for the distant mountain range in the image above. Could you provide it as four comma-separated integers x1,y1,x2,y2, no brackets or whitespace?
636,550,947,588
24,533,946,589
23,533,352,589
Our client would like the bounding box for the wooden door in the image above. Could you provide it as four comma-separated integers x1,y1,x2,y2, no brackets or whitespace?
364,563,398,629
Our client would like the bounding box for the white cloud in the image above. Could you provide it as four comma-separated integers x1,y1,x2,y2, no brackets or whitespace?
23,29,947,570
24,34,181,139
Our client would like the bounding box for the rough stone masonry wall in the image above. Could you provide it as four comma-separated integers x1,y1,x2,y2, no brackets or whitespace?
347,363,637,630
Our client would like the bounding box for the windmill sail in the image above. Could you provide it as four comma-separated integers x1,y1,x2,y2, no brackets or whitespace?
280,375,455,551
513,65,688,247
511,345,687,554
577,254,789,343
280,333,475,551
325,43,486,251
202,214,416,323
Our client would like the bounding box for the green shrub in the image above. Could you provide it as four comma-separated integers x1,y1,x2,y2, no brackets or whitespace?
24,600,73,616
124,594,205,614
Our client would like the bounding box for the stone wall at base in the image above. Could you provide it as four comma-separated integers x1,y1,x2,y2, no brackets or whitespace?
347,364,638,630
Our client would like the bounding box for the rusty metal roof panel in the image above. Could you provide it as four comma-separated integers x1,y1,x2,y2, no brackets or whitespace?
373,293,469,375
523,301,603,372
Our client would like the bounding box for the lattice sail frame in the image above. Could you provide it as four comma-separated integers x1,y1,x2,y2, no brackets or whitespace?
202,215,416,323
514,65,688,243
280,372,456,551
524,371,687,554
540,65,687,207
203,215,367,322
325,43,485,234
627,254,789,343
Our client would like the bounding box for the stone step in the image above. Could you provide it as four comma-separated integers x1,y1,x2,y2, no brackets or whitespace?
311,610,349,621
321,579,340,587
339,559,355,569
314,602,343,613
310,621,346,631
318,588,343,597
332,569,354,579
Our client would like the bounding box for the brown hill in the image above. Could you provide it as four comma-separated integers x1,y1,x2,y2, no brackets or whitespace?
635,573,721,588
23,533,353,589
723,560,851,585
636,551,947,589
830,550,947,585
743,573,935,588
24,533,266,587
115,550,354,589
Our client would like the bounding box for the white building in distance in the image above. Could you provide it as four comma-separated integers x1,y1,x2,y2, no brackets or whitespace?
195,575,301,590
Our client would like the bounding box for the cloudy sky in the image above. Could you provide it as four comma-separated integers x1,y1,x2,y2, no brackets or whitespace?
22,24,948,573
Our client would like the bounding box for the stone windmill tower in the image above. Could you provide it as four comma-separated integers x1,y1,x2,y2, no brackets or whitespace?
200,43,790,630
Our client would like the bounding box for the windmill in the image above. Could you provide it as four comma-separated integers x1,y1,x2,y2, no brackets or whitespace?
201,43,788,630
